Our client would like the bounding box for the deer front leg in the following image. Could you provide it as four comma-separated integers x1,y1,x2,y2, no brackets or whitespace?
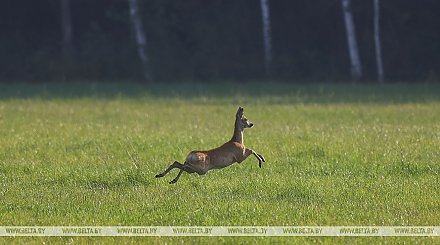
255,152,266,163
155,161,183,178
245,148,265,168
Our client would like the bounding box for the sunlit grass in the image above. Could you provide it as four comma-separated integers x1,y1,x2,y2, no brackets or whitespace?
0,82,439,244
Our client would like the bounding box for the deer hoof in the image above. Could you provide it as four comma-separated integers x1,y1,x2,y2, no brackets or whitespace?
155,173,164,178
259,162,262,168
169,179,178,184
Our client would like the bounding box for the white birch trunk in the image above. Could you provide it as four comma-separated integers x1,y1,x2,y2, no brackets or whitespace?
61,0,73,58
128,0,152,82
341,0,362,80
260,0,272,75
374,0,384,83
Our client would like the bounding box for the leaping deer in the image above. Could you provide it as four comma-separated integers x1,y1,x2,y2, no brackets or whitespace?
155,107,266,184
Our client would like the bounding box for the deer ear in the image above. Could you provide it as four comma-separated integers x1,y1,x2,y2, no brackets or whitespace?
236,106,244,117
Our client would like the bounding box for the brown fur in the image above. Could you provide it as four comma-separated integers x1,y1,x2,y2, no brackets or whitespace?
155,107,265,184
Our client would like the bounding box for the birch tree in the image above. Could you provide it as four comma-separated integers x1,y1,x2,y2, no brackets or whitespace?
260,0,272,75
60,0,73,59
374,0,384,83
128,0,153,82
341,0,362,80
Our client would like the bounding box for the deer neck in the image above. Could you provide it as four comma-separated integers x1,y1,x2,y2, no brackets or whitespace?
231,120,244,144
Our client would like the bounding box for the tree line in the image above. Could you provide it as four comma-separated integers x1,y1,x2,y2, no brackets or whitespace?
1,0,439,83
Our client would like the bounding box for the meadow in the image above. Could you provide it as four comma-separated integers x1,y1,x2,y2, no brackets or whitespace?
0,82,439,244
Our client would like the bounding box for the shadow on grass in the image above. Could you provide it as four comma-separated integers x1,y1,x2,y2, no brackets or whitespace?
0,82,439,104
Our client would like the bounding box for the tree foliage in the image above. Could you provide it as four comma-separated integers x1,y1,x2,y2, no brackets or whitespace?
0,0,439,82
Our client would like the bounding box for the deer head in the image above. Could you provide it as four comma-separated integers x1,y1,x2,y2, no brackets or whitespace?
236,106,254,129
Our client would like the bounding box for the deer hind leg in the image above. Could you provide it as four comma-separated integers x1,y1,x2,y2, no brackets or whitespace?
169,169,184,184
155,161,184,178
169,163,196,184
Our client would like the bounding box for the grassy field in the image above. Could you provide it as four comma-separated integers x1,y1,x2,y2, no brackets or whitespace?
0,82,439,244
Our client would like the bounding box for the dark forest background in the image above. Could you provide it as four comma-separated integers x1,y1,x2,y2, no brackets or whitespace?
1,0,439,83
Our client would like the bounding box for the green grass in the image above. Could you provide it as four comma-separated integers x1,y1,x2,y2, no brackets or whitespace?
0,82,439,244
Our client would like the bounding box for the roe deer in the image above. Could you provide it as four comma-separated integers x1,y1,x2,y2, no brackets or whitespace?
155,107,266,184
